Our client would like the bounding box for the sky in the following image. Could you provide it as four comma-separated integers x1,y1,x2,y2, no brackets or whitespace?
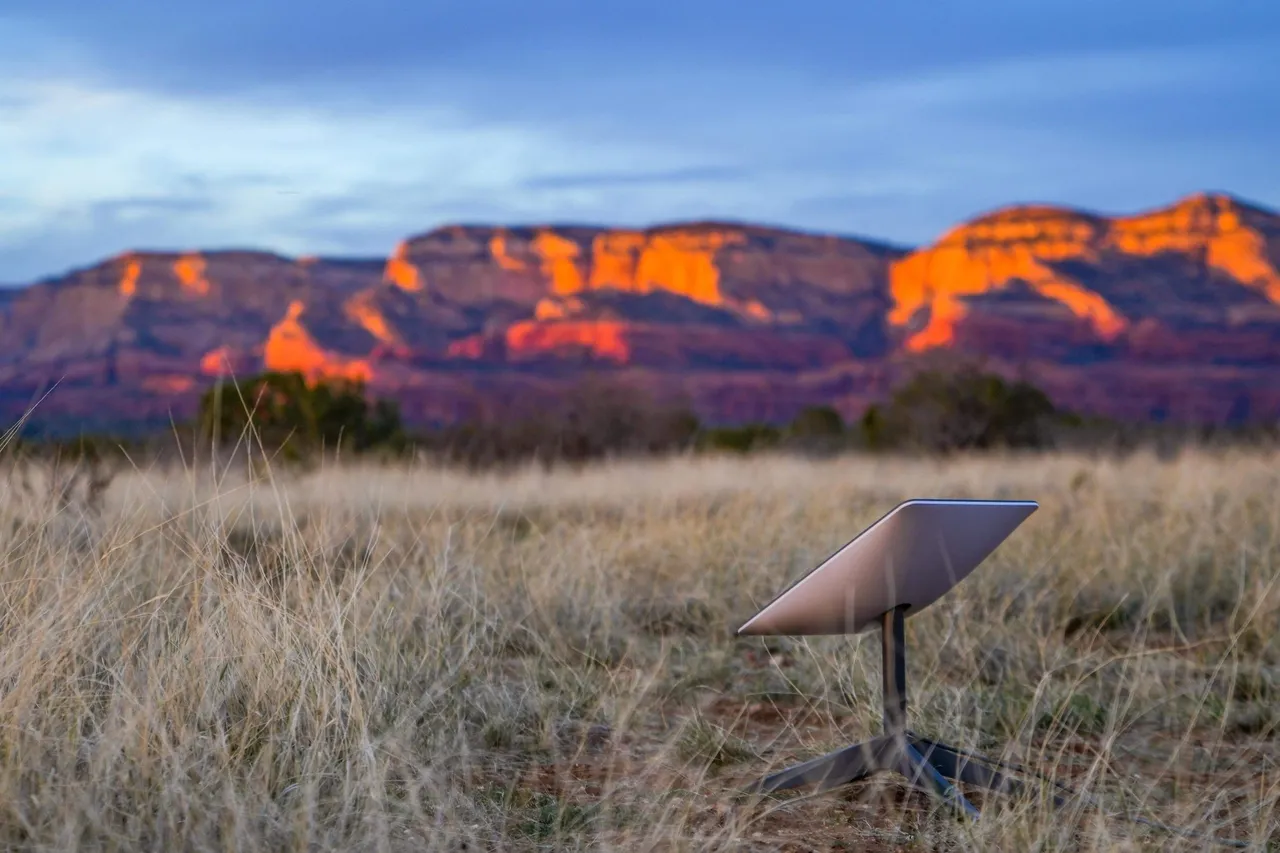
1,0,1278,284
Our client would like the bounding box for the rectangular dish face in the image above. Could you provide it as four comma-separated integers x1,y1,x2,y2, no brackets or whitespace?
736,499,1039,636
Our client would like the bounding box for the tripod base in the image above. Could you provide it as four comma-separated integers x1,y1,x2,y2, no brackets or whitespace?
746,731,1033,819
743,606,1063,819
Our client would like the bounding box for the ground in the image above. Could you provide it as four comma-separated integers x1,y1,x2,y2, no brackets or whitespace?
1,449,1278,850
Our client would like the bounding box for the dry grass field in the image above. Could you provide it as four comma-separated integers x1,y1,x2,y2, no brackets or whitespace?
3,448,1280,851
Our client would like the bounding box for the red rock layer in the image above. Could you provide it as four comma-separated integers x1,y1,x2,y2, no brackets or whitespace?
3,193,1279,431
889,193,1279,351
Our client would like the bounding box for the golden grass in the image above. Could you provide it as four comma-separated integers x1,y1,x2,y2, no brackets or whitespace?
3,448,1280,850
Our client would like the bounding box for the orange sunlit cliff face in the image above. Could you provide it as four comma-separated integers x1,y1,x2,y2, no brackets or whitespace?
589,230,744,303
263,301,372,383
506,320,631,363
384,241,424,292
173,254,211,297
532,232,585,295
118,256,141,297
1109,193,1280,303
489,231,529,272
446,319,632,363
515,227,764,321
200,346,233,377
889,210,1126,350
343,292,401,348
888,193,1280,351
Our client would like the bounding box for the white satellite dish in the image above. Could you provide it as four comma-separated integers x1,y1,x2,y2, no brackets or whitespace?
739,498,1044,818
738,499,1038,637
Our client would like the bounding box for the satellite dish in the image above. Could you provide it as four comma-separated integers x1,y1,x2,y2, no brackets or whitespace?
738,498,1044,818
738,499,1038,637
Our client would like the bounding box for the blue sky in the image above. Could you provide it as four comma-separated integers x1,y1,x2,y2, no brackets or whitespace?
1,0,1277,283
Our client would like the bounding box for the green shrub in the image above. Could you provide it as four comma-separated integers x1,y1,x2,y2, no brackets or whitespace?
860,366,1058,452
783,405,845,453
696,424,781,454
197,371,406,458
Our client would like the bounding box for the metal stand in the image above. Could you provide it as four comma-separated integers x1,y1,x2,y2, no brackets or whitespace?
745,605,1031,819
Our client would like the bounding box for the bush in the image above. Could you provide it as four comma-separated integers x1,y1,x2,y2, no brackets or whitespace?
786,405,844,439
780,405,846,454
197,371,406,459
696,424,781,455
860,367,1058,453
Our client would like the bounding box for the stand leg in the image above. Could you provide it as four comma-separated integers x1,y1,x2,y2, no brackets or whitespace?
749,736,887,794
911,737,1021,795
897,741,980,819
882,607,907,736
912,738,1068,808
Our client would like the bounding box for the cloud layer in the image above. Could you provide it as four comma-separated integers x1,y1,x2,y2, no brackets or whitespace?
1,0,1278,282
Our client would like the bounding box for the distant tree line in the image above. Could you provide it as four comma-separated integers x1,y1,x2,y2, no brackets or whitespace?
8,365,1280,469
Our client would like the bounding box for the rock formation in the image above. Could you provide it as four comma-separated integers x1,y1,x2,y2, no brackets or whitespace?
2,193,1278,434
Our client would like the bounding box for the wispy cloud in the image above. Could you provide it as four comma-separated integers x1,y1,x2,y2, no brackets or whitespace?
520,166,750,191
86,195,216,221
0,76,700,272
0,7,1276,283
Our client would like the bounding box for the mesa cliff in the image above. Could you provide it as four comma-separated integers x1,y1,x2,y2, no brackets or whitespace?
2,192,1278,434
